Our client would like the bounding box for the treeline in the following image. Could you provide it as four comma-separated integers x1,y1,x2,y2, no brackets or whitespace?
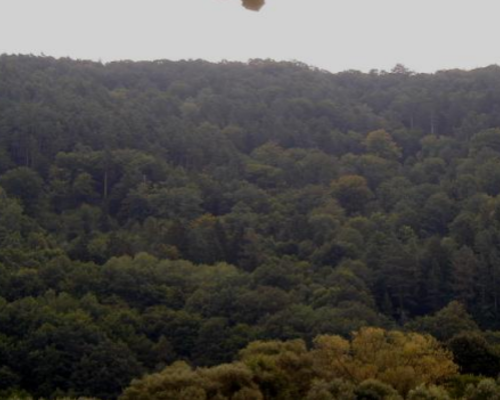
3,55,500,398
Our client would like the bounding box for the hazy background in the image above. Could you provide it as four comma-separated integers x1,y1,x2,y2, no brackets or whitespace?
1,0,499,73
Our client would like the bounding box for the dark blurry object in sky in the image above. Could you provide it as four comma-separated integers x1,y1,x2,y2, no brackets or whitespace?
242,0,265,11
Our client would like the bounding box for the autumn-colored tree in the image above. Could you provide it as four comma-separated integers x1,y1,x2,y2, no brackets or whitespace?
363,130,402,160
312,327,458,395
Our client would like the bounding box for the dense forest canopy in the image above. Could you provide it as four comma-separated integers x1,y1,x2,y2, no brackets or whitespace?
3,55,500,398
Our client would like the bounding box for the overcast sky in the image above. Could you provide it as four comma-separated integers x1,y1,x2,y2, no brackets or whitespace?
1,0,499,73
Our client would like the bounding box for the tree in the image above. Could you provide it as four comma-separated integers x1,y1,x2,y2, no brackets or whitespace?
331,175,373,215
0,167,44,215
71,340,143,400
405,301,480,341
447,332,500,377
120,361,263,400
363,130,402,160
239,339,314,399
187,214,225,264
451,247,478,306
312,327,458,395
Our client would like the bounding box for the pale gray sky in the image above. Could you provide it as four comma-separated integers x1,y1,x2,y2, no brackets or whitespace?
1,0,499,73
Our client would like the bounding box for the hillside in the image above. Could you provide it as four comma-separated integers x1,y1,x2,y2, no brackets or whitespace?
2,55,500,398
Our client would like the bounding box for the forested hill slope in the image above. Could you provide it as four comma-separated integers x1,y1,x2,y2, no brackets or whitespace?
3,55,500,398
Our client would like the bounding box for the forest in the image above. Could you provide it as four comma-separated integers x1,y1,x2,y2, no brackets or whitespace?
2,55,500,398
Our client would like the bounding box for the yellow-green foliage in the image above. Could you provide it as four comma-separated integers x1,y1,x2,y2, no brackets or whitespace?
120,361,262,400
464,378,500,400
121,328,458,399
407,385,451,400
313,327,458,395
239,339,314,400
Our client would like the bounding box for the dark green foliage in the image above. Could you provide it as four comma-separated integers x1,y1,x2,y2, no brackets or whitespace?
405,302,480,341
3,55,500,398
447,332,500,377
